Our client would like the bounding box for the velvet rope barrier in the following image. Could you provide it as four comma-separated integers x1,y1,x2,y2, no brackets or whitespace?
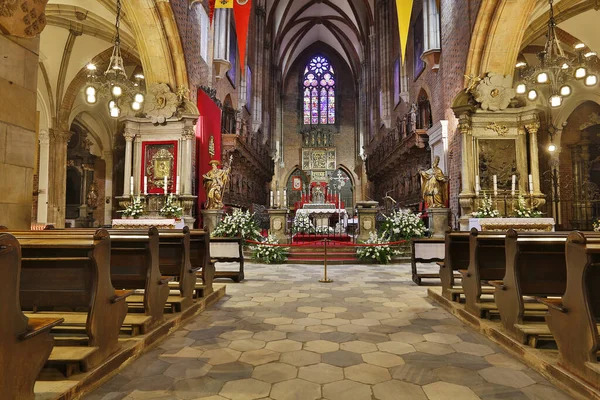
245,239,408,247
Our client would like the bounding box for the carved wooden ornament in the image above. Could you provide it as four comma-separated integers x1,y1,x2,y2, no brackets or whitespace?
0,0,48,38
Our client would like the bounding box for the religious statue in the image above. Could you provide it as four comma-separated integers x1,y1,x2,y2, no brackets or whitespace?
409,103,418,133
203,155,233,210
86,182,98,209
419,156,448,208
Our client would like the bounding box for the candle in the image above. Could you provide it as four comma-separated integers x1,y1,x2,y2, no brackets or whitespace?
511,175,516,196
475,175,480,195
144,176,148,195
270,191,274,208
176,175,180,195
277,190,280,207
528,174,534,194
283,189,287,208
130,176,134,195
493,175,497,196
164,176,168,195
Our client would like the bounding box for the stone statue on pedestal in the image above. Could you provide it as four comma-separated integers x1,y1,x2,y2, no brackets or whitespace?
203,155,233,210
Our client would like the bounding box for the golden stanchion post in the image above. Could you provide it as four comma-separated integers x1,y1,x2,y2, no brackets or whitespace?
319,238,333,283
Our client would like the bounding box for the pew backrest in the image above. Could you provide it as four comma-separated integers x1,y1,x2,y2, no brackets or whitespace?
0,233,28,335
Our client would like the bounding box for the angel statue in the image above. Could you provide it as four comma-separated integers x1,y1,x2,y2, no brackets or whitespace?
203,155,233,210
419,155,448,208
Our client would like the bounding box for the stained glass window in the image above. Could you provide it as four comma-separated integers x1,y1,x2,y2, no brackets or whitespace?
303,55,335,125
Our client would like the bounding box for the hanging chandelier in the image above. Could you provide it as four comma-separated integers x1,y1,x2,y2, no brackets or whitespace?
514,0,597,108
84,0,145,118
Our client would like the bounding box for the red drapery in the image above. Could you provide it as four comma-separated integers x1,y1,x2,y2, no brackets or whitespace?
196,89,222,222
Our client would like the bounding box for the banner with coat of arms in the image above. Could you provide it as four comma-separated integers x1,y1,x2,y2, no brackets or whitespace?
292,176,302,191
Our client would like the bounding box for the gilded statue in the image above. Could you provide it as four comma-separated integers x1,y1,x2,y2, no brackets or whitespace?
203,155,233,210
86,182,98,209
419,156,448,208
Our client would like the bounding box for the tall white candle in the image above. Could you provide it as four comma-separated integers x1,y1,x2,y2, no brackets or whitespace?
130,176,134,195
493,175,497,196
283,189,287,208
144,176,148,195
528,174,534,194
270,191,274,208
511,175,516,196
175,175,180,195
164,176,168,195
277,190,280,208
475,175,480,195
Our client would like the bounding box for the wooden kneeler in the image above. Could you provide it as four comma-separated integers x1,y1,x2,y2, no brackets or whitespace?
0,233,63,399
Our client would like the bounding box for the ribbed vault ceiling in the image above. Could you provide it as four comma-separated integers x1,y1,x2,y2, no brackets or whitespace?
266,0,374,80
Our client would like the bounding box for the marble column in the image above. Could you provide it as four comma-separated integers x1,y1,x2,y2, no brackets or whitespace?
47,129,72,228
183,127,194,195
123,129,135,196
103,151,113,225
133,134,142,195
37,130,50,224
525,121,541,195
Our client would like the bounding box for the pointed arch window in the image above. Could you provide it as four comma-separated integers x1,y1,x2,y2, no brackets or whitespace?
303,55,336,125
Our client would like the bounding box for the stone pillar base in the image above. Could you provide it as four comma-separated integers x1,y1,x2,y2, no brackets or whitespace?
268,209,289,244
428,207,450,238
202,209,225,233
356,201,379,242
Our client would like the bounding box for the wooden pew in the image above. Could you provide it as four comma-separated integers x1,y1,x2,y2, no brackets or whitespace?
210,237,245,282
491,230,570,346
438,231,470,301
0,233,63,400
541,232,600,387
461,229,506,317
189,229,214,297
156,227,198,311
12,229,131,374
411,237,445,285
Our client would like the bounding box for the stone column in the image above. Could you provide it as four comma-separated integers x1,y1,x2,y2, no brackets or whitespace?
37,130,50,224
103,151,113,225
252,2,266,132
356,201,379,242
457,114,474,230
268,209,289,244
525,121,541,195
123,129,135,196
47,129,72,228
428,208,450,238
133,134,142,195
201,209,225,233
183,127,194,195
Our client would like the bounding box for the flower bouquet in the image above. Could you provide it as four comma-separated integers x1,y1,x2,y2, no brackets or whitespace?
159,193,183,219
251,235,288,264
292,212,315,234
356,232,401,264
471,193,500,218
513,195,542,218
212,209,261,241
118,195,145,219
380,209,426,241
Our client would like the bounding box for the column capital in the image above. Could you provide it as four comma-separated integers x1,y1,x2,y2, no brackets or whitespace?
123,129,136,141
525,122,540,135
182,126,195,140
49,129,72,144
458,113,472,135
39,129,50,145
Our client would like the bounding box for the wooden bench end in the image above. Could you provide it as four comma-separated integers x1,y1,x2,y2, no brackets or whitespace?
487,280,506,290
536,297,567,313
112,289,134,303
19,317,64,340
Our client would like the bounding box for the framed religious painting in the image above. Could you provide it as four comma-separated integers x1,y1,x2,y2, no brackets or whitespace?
413,11,425,80
141,141,178,194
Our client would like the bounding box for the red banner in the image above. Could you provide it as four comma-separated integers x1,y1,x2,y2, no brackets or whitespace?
233,0,252,75
209,0,216,25
196,89,222,220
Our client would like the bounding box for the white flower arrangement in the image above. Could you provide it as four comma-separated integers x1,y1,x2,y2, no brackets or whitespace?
513,195,542,218
159,193,183,219
292,213,315,234
472,193,501,218
314,225,334,235
380,209,426,241
118,195,145,219
251,234,288,264
212,209,261,241
356,232,401,264
593,218,600,232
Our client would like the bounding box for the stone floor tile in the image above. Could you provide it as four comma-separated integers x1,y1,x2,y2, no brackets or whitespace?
443,352,490,371
479,367,536,389
298,362,344,384
320,331,357,343
484,353,527,370
219,378,271,400
238,349,280,366
344,363,391,384
322,306,347,313
336,324,370,333
122,390,177,399
252,331,287,342
171,376,225,399
265,339,303,352
207,362,254,381
322,379,372,400
274,324,306,333
471,383,531,399
252,362,297,383
451,342,495,357
120,359,170,380
413,342,455,356
306,324,336,333
350,318,381,327
432,325,468,335
228,339,266,352
423,381,480,400
322,318,350,327
297,306,322,313
202,348,242,365
163,360,211,380
120,375,174,393
390,364,438,385
433,365,487,387
219,330,254,341
264,317,293,325
376,341,416,355
287,331,321,342
423,332,462,345
362,351,405,367
279,350,321,366
520,384,574,400
304,339,340,353
159,337,195,351
372,380,427,400
270,378,321,400
308,312,335,319
321,350,363,367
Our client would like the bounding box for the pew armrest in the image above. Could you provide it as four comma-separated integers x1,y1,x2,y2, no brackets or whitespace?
159,275,174,285
189,266,202,273
536,297,567,313
20,317,64,340
437,261,445,268
458,269,470,278
487,280,506,290
112,289,134,303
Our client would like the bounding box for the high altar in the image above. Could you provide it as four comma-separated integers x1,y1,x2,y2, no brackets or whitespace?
295,182,348,230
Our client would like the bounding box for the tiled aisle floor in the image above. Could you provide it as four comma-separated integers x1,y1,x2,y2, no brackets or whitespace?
85,263,572,400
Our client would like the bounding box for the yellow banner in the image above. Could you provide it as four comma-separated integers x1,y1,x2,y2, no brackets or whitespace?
396,0,414,65
215,0,233,8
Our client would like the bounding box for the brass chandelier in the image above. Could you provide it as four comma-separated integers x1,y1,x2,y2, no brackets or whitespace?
515,0,597,108
84,0,145,118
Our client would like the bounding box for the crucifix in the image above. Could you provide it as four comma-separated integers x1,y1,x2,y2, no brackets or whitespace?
330,170,349,191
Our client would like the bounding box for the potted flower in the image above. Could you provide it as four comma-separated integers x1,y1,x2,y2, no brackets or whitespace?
118,196,144,219
251,234,288,264
212,209,261,242
380,209,427,241
593,218,600,232
513,195,542,218
356,232,401,264
292,212,315,235
159,193,183,220
471,193,500,218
